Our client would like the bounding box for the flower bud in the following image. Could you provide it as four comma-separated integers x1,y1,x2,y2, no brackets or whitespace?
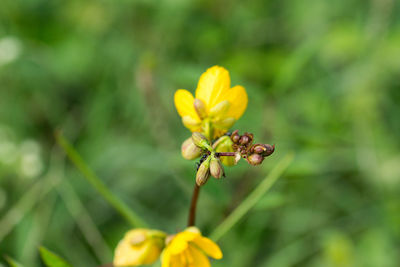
247,153,264,166
194,98,207,119
181,137,202,160
196,156,211,186
210,155,224,179
209,100,230,117
130,232,146,246
114,229,166,267
213,117,235,129
192,132,212,151
231,130,240,144
213,135,236,166
182,116,201,129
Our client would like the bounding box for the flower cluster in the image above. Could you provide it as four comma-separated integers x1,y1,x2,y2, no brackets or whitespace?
174,66,247,140
114,227,221,267
113,65,274,267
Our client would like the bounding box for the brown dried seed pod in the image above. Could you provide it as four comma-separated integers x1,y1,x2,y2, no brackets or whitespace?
239,135,250,145
231,130,240,143
263,144,275,157
251,144,266,154
243,132,254,142
247,153,264,166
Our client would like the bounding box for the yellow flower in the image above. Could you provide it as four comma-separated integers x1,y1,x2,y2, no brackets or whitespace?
174,66,248,139
114,228,166,267
162,227,222,267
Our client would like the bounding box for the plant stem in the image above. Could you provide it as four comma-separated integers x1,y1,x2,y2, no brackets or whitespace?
210,153,294,241
215,152,236,157
187,183,201,226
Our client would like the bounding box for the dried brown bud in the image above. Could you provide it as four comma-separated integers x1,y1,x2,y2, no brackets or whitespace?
251,144,266,154
250,144,275,156
231,130,240,143
181,137,202,160
247,153,264,166
210,155,224,179
263,144,275,157
196,156,211,186
239,135,250,145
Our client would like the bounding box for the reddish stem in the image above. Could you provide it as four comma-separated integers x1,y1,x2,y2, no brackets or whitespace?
187,183,200,226
215,152,236,157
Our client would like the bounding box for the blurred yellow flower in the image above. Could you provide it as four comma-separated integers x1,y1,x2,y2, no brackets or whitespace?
162,227,222,267
114,228,166,267
174,66,248,139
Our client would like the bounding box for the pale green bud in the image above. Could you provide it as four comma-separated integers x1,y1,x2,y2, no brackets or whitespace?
213,135,236,166
209,100,230,117
130,232,146,246
196,156,211,186
210,155,224,179
181,137,202,160
192,132,212,151
212,117,236,129
194,98,208,119
182,116,201,129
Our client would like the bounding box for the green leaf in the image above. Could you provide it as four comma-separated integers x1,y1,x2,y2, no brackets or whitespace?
39,247,73,267
4,256,24,267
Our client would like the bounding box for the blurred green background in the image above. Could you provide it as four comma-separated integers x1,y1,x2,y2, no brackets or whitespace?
1,0,400,266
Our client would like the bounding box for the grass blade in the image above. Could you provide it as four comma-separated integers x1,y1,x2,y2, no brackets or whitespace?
39,247,72,267
4,256,24,267
210,153,294,241
57,179,112,262
55,132,148,228
0,175,59,242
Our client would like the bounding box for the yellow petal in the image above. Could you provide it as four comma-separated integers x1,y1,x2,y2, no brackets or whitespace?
212,128,228,139
195,66,231,111
169,236,189,255
224,85,248,120
114,238,158,266
113,229,164,267
172,254,185,267
180,229,200,242
189,246,211,267
192,236,223,259
174,89,200,121
161,250,171,267
184,249,194,265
